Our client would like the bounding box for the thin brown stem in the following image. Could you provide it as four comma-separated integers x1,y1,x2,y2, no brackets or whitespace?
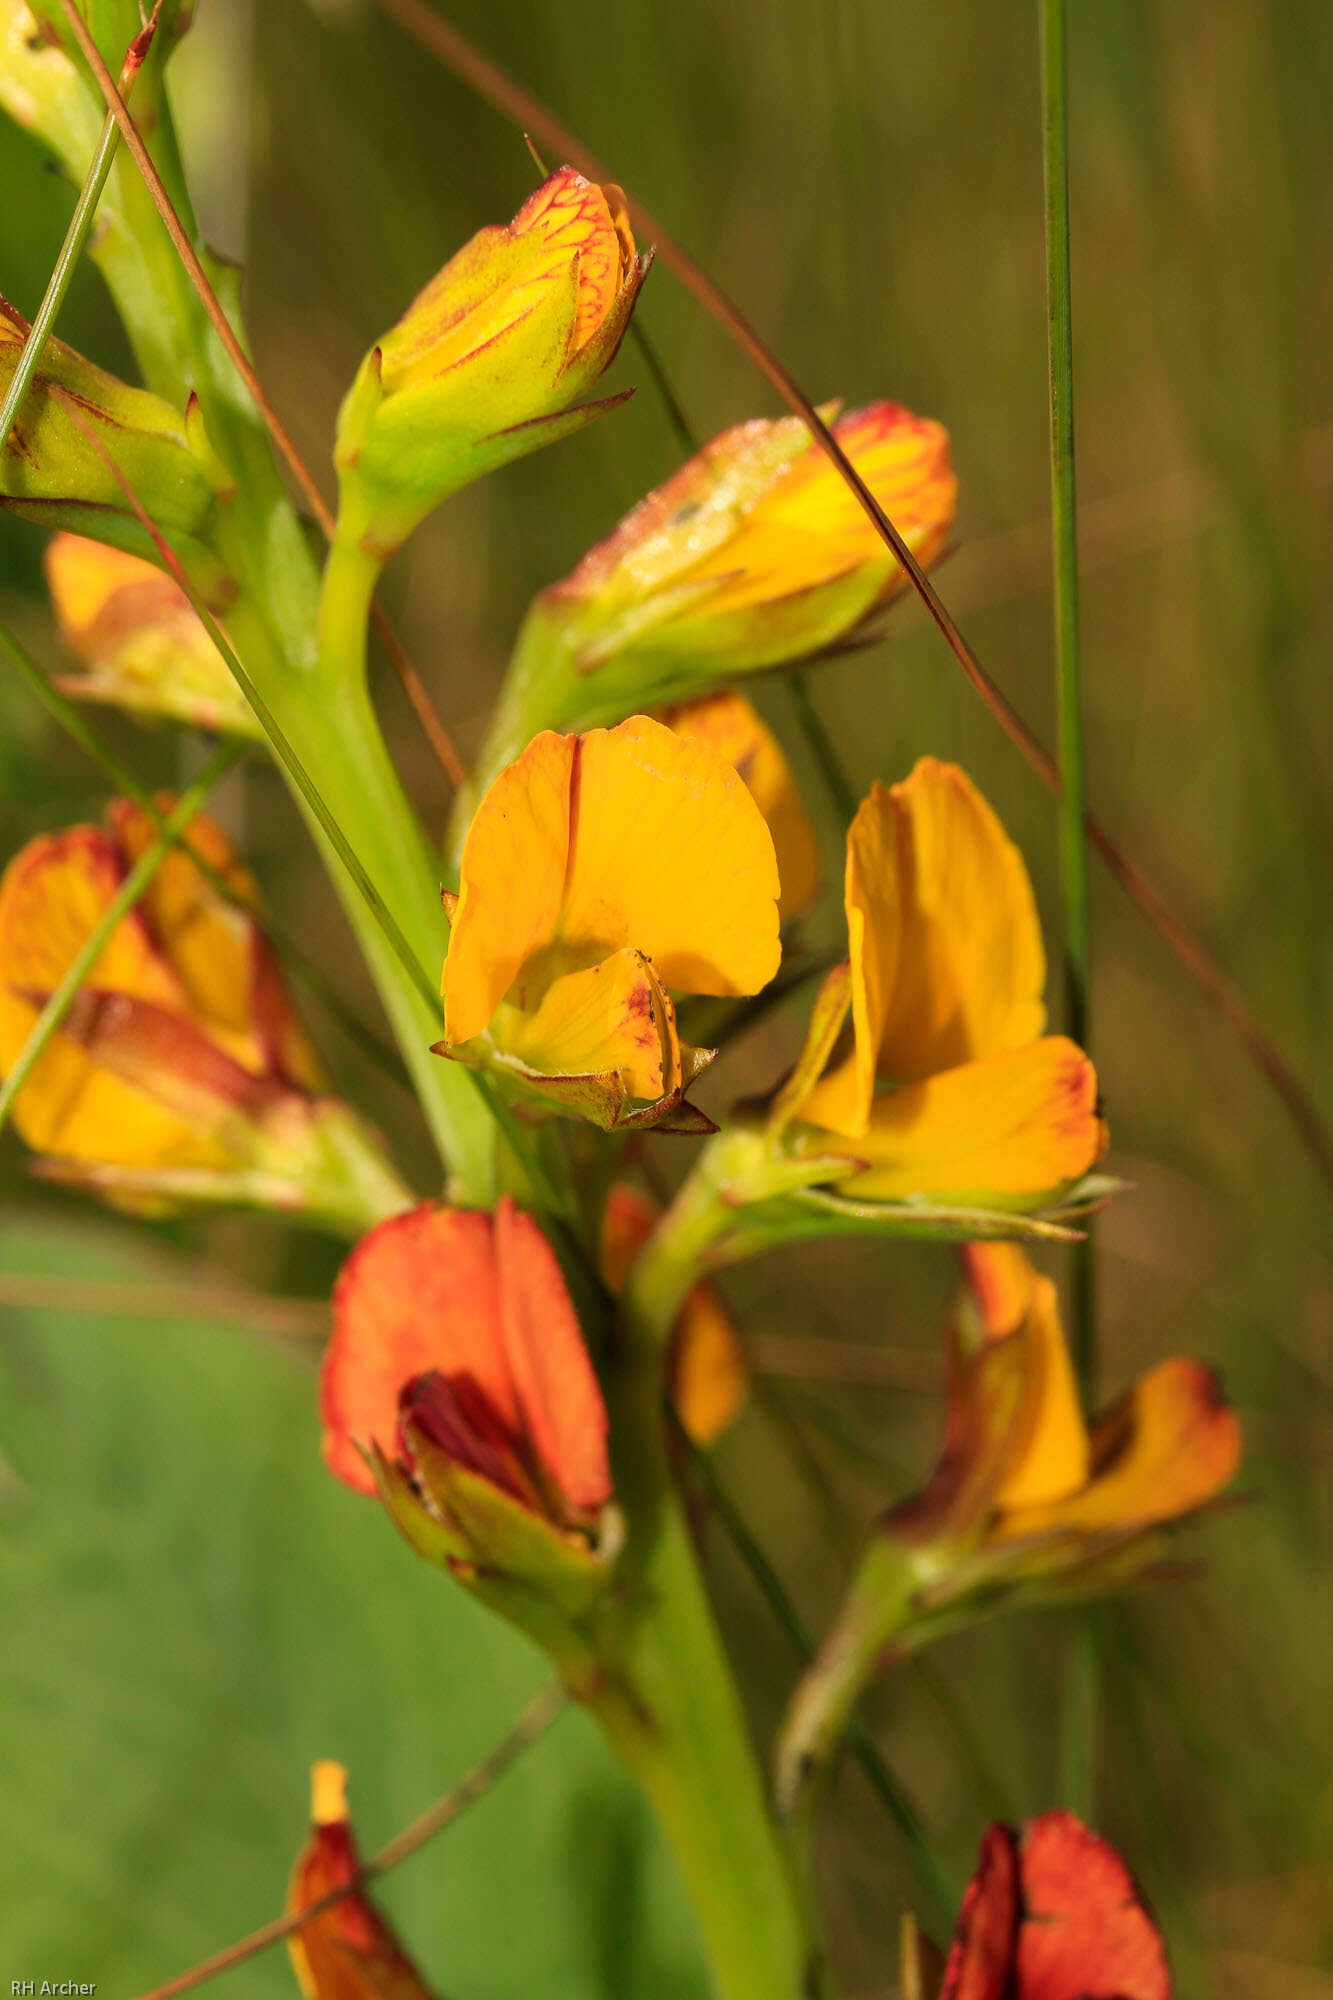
54,0,464,789
129,1682,567,2000
367,0,1333,1196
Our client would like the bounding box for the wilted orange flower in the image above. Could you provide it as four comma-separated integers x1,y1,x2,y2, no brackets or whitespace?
917,1811,1172,2000
499,401,955,734
656,692,818,921
602,1183,748,1444
44,532,255,735
0,803,405,1226
911,1243,1243,1552
436,714,781,1131
779,758,1105,1210
335,167,647,555
322,1196,610,1519
287,1761,434,2000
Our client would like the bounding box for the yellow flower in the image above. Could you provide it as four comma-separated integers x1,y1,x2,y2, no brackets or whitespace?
44,532,256,735
436,714,781,1130
898,1242,1243,1555
0,803,405,1227
782,758,1105,1209
656,692,818,920
335,167,648,555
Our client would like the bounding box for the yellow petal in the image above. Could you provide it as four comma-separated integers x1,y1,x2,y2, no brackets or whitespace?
993,1273,1090,1511
961,1242,1039,1340
802,1037,1104,1205
804,759,1047,1135
442,729,573,1043
1002,1358,1242,1539
0,828,222,1166
659,692,819,918
443,717,780,1043
493,947,672,1103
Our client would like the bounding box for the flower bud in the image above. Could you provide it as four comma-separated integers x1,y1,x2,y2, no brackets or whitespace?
0,802,408,1230
1,299,229,565
925,1813,1172,1999
478,401,954,768
335,167,647,557
322,1199,615,1642
287,1761,434,2000
43,532,257,734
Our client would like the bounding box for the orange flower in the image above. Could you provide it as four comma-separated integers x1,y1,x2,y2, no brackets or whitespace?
602,1184,748,1444
913,1243,1243,1552
436,715,781,1131
322,1196,610,1520
287,1762,434,2000
44,532,255,735
335,168,647,555
0,803,405,1227
914,1812,1172,2000
656,693,819,921
780,759,1106,1211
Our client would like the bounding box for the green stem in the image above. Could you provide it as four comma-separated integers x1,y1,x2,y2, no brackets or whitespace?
668,1405,955,1927
0,739,242,1135
0,111,121,455
589,1223,823,2000
1040,0,1100,1814
785,675,859,827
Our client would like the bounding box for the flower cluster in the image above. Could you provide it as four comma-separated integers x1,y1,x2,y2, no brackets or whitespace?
0,126,1247,2000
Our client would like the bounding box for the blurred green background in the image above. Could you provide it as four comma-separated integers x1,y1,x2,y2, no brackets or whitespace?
2,0,1331,1993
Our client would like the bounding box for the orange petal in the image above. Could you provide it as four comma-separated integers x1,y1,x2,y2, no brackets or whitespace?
940,1822,1019,2000
961,1242,1039,1340
1015,1811,1172,1999
658,692,819,918
321,1200,610,1514
801,1038,1104,1206
287,1762,433,2000
691,402,956,617
321,1205,508,1495
805,761,1047,1134
493,1196,611,1512
1005,1359,1242,1540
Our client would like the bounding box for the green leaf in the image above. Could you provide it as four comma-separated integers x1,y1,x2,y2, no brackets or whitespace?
0,1215,709,1998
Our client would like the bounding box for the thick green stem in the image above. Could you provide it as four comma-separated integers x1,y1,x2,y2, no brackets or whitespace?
233,567,495,1204
589,1215,823,2000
